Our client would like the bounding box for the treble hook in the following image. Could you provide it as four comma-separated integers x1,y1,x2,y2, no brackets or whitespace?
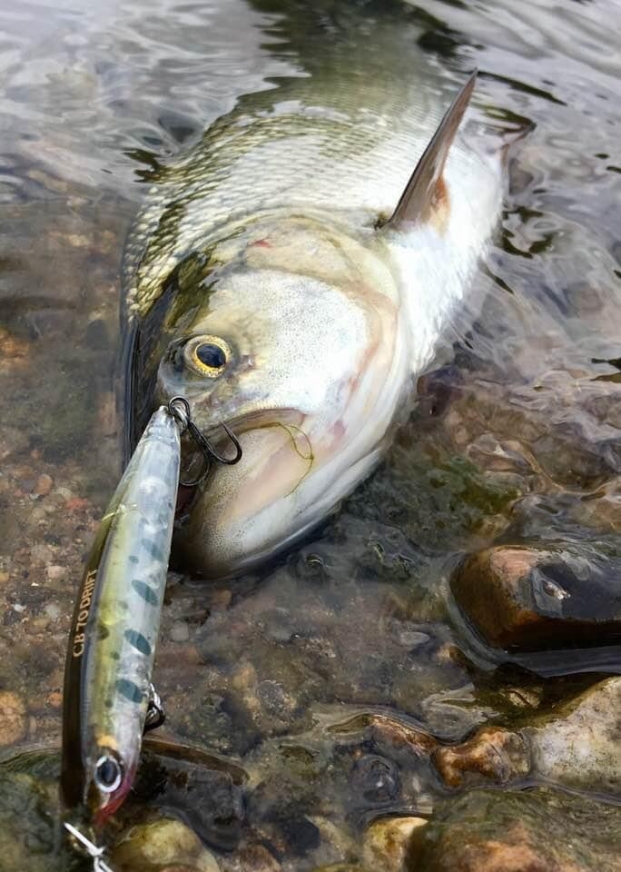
167,396,243,487
144,683,166,733
64,822,115,872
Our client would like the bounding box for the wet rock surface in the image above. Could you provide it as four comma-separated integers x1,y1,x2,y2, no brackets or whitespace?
450,545,621,653
526,677,621,795
111,817,221,871
432,727,530,789
362,816,427,872
432,678,621,799
413,788,621,872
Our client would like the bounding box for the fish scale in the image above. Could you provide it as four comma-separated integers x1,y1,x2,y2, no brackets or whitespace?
123,8,490,318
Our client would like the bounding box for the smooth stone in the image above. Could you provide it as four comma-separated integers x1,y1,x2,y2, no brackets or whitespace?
111,817,220,872
411,787,621,871
362,816,427,872
450,545,621,651
526,676,621,796
432,727,530,788
170,621,190,643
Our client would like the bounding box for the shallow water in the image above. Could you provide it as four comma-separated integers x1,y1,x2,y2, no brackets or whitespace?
0,0,620,869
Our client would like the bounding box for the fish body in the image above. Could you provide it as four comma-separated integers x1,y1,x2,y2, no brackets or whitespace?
61,407,180,827
124,8,502,578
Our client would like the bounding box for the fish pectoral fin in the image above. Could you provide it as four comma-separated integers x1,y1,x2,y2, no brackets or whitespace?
384,69,477,233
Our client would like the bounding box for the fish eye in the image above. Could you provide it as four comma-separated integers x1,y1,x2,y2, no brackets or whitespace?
188,335,230,378
94,752,123,793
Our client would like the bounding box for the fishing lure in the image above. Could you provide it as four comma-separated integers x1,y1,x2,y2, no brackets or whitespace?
61,405,182,834
60,398,243,868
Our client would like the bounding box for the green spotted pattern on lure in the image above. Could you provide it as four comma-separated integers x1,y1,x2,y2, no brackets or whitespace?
61,406,181,829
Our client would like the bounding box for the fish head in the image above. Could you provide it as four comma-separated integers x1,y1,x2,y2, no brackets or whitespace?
153,213,408,577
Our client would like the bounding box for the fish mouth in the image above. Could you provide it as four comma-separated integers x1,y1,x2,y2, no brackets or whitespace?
178,405,307,472
173,408,318,577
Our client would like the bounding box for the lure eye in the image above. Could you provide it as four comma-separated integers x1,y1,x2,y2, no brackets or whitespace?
188,335,230,378
94,753,123,793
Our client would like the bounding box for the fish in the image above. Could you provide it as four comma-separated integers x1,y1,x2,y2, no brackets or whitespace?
123,6,503,579
61,406,180,829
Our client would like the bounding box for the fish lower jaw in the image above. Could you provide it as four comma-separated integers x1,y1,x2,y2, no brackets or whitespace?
176,382,408,580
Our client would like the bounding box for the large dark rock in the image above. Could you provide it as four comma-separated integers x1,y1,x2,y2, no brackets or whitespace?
450,545,621,652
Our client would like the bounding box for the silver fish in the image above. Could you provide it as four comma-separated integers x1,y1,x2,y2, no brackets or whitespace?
123,10,502,578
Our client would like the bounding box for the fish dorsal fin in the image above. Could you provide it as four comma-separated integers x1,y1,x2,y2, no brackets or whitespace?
386,70,477,231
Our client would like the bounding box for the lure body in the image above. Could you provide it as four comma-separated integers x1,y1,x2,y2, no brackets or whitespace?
61,406,180,827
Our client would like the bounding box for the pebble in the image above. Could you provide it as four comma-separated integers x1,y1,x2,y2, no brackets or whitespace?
111,817,220,871
32,474,53,496
0,692,26,745
433,727,530,788
224,844,281,872
44,602,61,621
362,816,427,872
170,621,190,643
46,565,65,582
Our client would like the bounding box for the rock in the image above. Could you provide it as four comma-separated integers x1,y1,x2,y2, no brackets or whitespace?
46,691,62,709
432,678,621,798
309,867,364,872
0,328,29,372
223,843,281,871
413,788,621,872
32,474,53,496
362,816,427,872
112,817,220,872
450,545,621,651
170,621,190,643
0,692,26,745
526,677,621,796
433,727,530,789
0,426,29,461
45,565,65,582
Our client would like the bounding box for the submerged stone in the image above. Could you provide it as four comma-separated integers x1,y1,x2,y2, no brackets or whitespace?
526,676,621,796
432,727,529,789
412,787,621,872
432,678,621,799
450,545,621,652
111,817,220,872
362,816,427,872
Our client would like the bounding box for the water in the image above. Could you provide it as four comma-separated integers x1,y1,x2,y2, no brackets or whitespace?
0,0,620,869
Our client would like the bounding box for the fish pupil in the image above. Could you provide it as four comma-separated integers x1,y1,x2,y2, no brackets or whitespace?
95,755,122,791
196,343,226,369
